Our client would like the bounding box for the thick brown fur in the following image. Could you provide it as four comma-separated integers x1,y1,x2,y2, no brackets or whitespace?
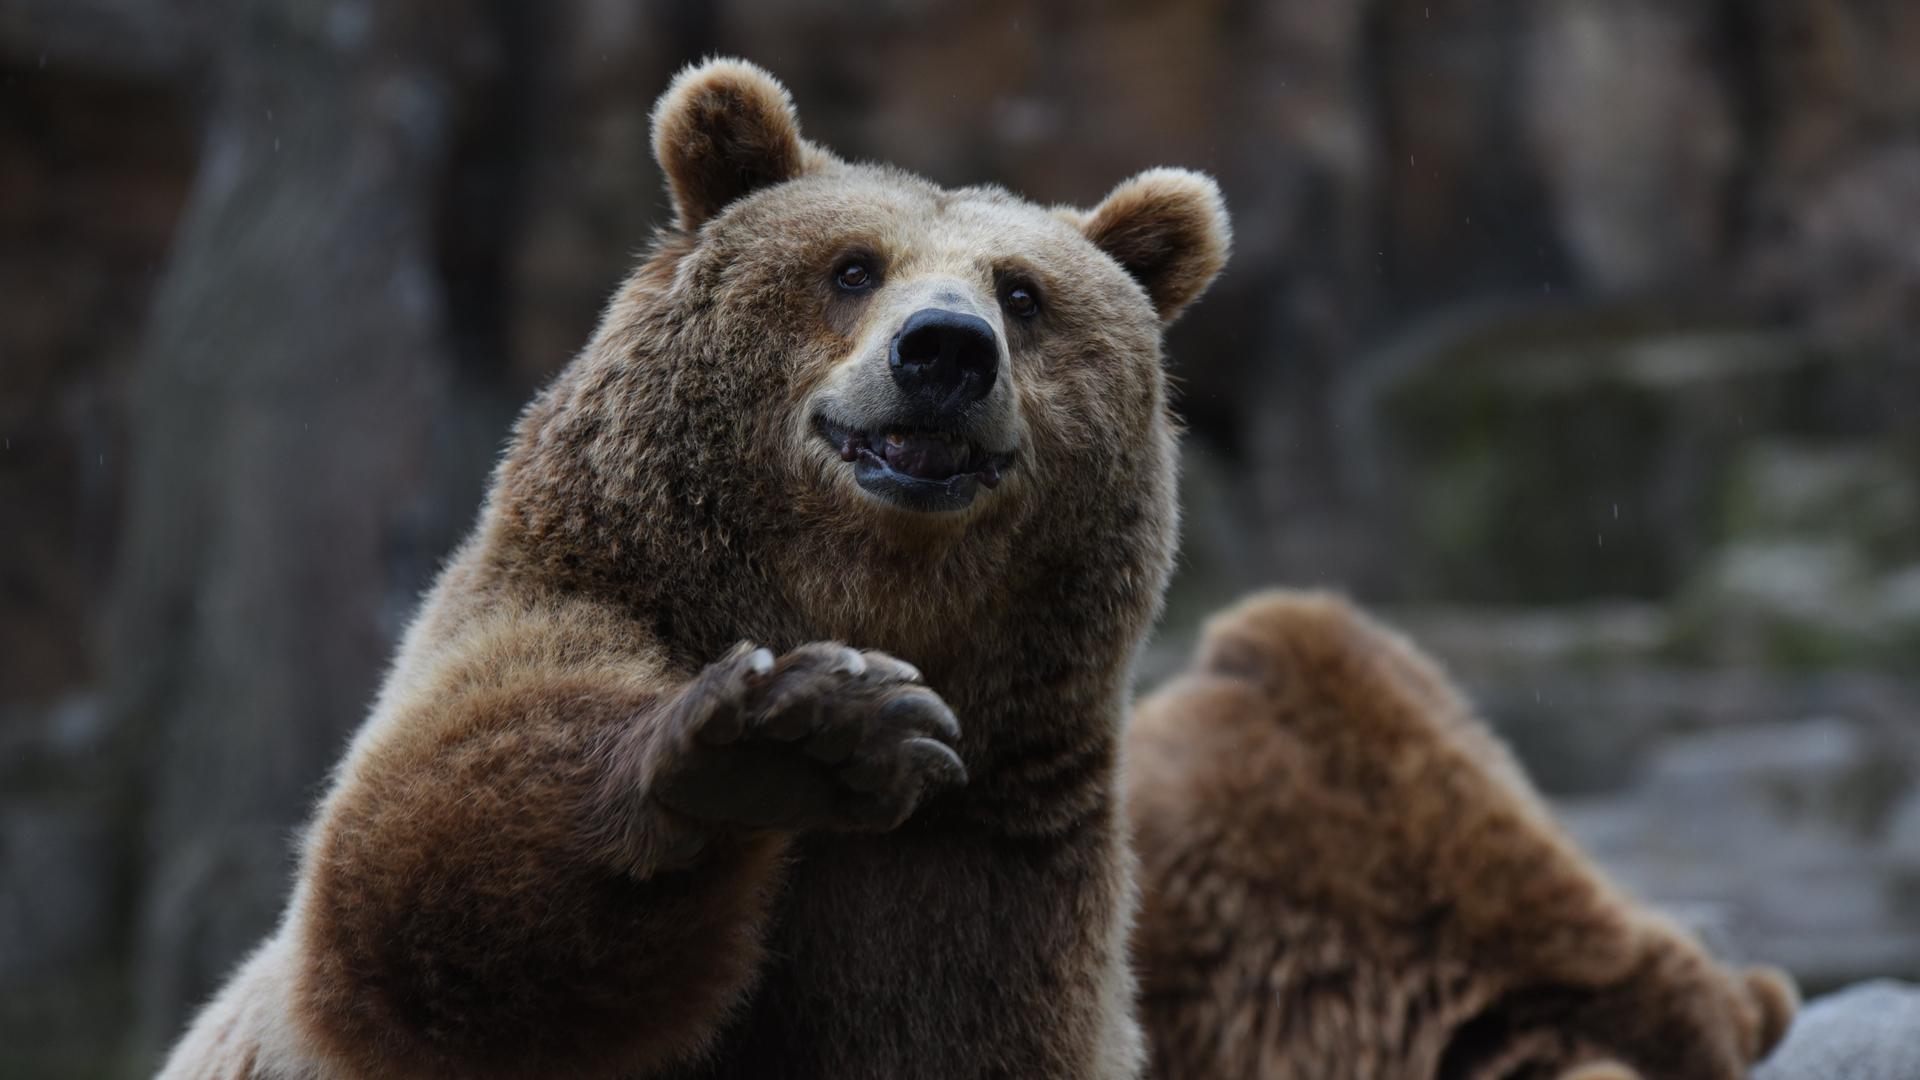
1126,591,1798,1080
159,57,1230,1079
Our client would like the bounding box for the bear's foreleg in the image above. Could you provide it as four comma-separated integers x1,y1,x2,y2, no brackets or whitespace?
289,634,963,1078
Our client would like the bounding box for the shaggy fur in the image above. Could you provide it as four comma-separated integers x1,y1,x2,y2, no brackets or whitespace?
1126,591,1798,1080
158,57,1230,1079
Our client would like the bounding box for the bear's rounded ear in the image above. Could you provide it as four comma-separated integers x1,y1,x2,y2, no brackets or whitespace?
1740,965,1799,1060
650,58,830,231
1077,167,1231,323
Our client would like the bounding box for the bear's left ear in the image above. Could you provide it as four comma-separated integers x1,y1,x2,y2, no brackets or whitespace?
1077,168,1232,323
650,58,833,231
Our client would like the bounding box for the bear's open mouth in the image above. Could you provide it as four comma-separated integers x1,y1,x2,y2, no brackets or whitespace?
813,415,1013,512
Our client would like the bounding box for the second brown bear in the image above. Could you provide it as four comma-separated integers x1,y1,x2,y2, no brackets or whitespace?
1127,591,1797,1080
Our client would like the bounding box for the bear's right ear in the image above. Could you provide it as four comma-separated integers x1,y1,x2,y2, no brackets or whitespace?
650,58,830,231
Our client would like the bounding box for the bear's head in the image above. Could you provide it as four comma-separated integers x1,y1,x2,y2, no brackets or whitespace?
1437,946,1796,1080
494,59,1229,674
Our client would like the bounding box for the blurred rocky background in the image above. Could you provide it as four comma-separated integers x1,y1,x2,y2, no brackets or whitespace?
1,0,1916,1074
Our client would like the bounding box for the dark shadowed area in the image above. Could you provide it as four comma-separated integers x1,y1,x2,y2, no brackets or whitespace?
1,1,1917,1075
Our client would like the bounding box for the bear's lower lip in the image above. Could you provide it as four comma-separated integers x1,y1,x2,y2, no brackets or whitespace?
813,415,1012,513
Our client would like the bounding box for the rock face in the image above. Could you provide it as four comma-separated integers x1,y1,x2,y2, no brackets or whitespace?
2,1,1917,1075
1523,0,1737,294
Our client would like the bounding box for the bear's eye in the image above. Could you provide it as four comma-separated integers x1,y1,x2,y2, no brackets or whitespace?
835,261,873,291
1003,282,1040,318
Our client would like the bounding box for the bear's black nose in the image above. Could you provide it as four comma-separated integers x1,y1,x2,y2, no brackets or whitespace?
890,308,998,415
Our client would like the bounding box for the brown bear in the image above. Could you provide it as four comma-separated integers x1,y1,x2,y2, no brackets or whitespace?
157,58,1229,1078
1125,590,1798,1080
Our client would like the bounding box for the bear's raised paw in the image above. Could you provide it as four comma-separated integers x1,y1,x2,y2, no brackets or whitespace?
656,641,966,832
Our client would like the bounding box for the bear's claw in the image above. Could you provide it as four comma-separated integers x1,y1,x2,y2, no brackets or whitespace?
655,641,966,831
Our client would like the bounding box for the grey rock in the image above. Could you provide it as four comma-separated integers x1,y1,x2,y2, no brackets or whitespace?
1557,718,1920,987
1756,981,1920,1080
1886,789,1920,866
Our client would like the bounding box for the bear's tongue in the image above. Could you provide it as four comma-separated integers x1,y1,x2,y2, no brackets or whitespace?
882,430,967,480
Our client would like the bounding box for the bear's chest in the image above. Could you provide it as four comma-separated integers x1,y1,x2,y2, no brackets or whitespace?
663,823,1128,1080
